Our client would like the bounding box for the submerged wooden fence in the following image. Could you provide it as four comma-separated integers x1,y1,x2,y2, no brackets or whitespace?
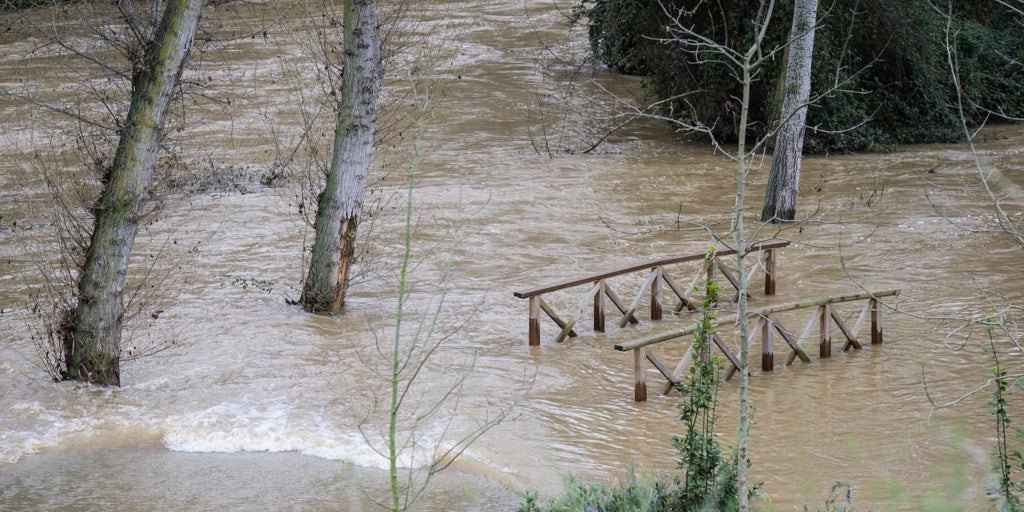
614,289,900,401
513,241,789,346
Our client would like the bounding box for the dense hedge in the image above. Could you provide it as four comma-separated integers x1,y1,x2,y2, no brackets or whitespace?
575,0,1024,153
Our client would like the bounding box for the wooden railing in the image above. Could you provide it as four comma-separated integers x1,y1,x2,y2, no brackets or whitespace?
614,289,900,401
513,241,789,346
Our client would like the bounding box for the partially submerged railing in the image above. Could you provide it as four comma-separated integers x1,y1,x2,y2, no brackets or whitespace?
513,241,790,346
614,289,900,401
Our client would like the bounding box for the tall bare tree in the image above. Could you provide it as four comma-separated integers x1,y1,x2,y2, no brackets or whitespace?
62,0,206,386
660,2,779,508
300,0,384,313
761,0,819,223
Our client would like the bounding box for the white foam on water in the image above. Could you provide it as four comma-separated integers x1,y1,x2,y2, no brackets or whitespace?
0,400,106,464
158,401,451,471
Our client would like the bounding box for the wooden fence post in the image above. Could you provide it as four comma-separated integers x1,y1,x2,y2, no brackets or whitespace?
764,248,777,295
761,316,774,371
820,304,832,358
650,268,663,321
594,281,606,332
871,298,883,344
529,296,540,346
634,347,648,402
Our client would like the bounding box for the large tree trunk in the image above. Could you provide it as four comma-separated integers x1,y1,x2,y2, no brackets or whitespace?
300,0,383,313
63,0,206,386
760,0,818,223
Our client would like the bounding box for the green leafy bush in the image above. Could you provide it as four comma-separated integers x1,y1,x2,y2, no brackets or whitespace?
516,471,677,512
574,0,1024,153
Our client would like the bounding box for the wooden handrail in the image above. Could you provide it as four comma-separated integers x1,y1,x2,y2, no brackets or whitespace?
513,240,790,299
615,289,899,352
618,288,900,401
516,240,790,346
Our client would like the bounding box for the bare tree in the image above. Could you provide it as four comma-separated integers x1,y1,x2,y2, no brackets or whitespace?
300,0,384,312
657,2,782,507
761,0,819,223
341,101,517,511
265,0,446,304
61,0,207,386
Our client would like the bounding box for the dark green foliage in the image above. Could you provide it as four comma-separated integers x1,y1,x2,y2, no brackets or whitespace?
950,18,1024,125
574,0,1024,153
571,0,662,75
805,0,960,152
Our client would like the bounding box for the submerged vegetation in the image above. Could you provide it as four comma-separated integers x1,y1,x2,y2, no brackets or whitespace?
573,0,1024,153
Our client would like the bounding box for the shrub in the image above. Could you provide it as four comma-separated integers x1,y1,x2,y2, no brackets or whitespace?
573,0,1024,153
516,471,677,512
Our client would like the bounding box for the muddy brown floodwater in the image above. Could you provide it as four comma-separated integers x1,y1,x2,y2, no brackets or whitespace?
1,1,1023,510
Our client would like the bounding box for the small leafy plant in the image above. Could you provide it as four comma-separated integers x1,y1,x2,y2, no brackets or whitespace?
515,470,674,512
986,312,1024,511
673,247,726,509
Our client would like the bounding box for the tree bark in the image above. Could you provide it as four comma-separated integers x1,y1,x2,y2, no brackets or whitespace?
62,0,206,386
760,0,818,223
301,0,383,313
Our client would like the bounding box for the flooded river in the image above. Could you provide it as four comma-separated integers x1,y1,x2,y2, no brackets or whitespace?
1,1,1023,510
